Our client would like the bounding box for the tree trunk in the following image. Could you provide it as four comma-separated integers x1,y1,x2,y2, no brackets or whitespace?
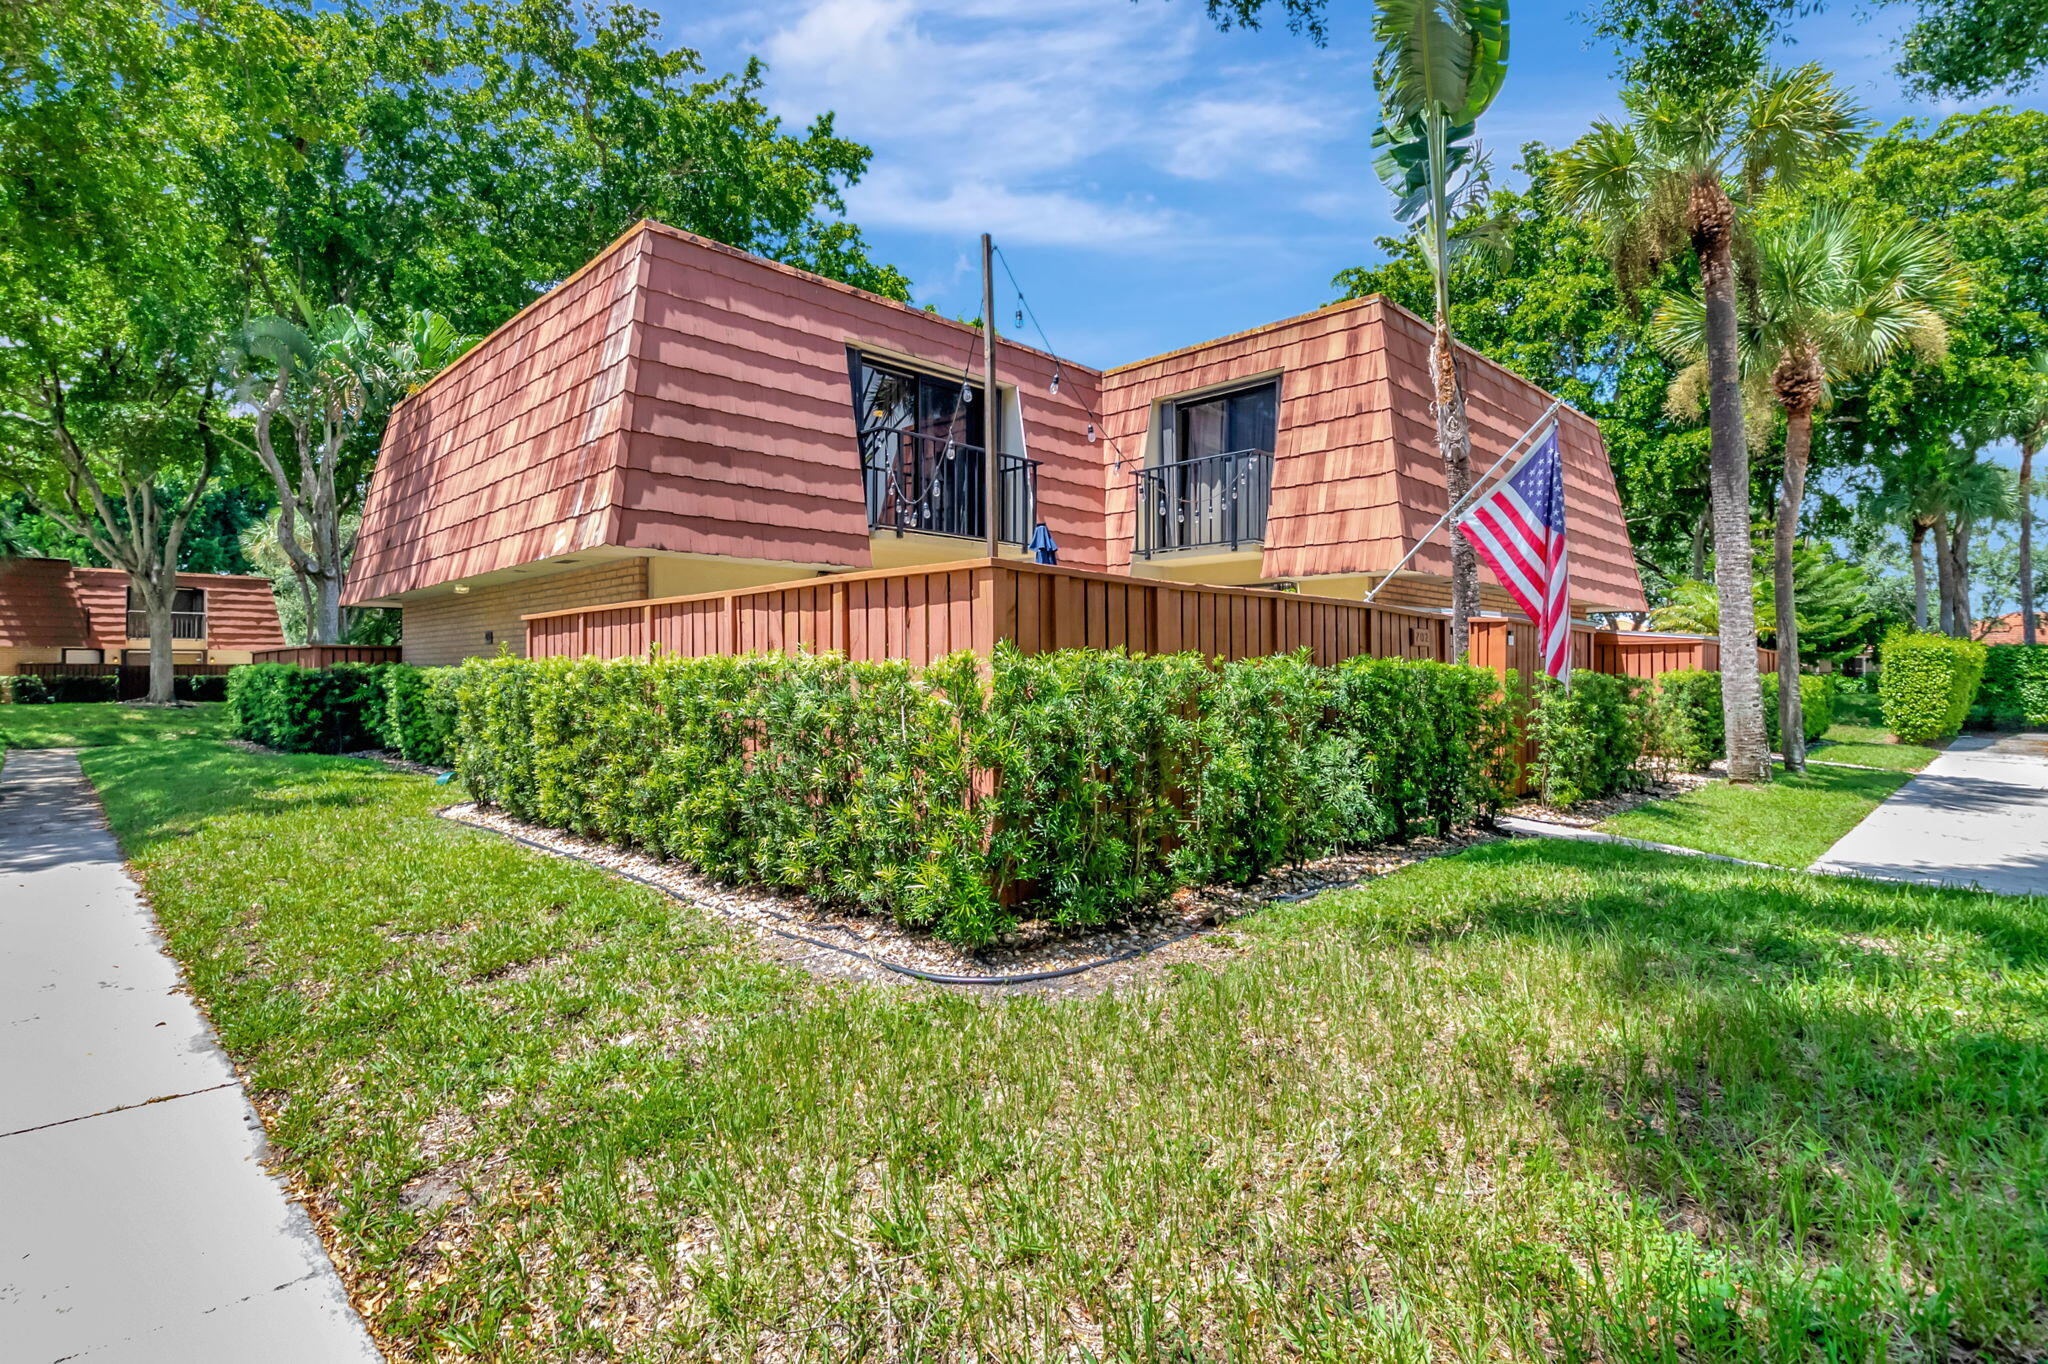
309,567,344,645
131,573,176,705
1695,189,1769,783
1910,520,1929,632
2023,444,2037,645
1433,320,1478,662
1955,518,1974,636
1934,517,1960,637
1775,407,1811,771
1690,503,1711,581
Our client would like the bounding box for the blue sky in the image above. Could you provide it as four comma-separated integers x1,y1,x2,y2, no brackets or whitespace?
664,0,2040,370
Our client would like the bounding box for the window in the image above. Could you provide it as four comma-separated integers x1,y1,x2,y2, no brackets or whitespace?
1137,380,1279,556
60,648,104,665
849,350,1034,543
1163,381,1278,465
126,586,206,639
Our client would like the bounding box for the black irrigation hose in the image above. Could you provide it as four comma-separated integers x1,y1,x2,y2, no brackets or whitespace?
465,820,1212,987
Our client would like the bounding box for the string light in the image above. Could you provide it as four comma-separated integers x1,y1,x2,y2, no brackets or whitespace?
993,243,1130,473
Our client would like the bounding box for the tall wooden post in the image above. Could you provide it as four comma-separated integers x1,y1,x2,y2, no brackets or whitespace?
981,232,1000,559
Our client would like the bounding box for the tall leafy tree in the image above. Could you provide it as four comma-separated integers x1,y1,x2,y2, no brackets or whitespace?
1552,65,1860,782
1335,147,1717,587
1195,0,2048,98
1367,0,1508,661
0,0,295,701
228,304,474,643
1650,205,1966,765
215,0,912,337
2003,353,2048,642
1834,110,2048,636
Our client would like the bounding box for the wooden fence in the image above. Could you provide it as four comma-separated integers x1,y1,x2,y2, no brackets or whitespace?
525,557,1776,683
526,559,1451,668
251,645,404,667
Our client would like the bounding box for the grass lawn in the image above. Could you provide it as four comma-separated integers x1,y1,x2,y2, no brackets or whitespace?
1599,763,1911,867
84,739,2048,1362
1809,691,1941,773
0,700,228,750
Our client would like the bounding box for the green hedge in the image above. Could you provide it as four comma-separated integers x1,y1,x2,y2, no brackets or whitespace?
454,647,1521,947
227,662,396,753
1761,672,1835,748
7,672,119,704
1527,672,1654,806
1970,644,2048,729
381,665,459,764
1879,632,1986,743
1652,670,1834,770
1654,669,1724,771
175,674,228,702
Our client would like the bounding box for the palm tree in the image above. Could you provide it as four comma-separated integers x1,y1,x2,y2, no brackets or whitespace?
1554,65,1860,782
230,304,471,642
1650,205,1966,767
1369,0,1508,662
2002,353,2048,643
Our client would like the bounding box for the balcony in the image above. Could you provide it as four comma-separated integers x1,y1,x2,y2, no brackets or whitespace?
863,429,1039,546
1135,448,1274,557
127,610,207,639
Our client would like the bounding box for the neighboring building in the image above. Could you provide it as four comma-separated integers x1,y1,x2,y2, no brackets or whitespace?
0,558,285,673
345,220,1646,665
1976,611,2045,645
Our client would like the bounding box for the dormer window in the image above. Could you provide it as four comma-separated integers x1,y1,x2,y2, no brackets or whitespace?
849,350,1035,543
1138,380,1279,556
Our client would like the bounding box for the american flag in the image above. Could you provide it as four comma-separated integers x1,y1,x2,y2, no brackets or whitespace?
1456,426,1572,681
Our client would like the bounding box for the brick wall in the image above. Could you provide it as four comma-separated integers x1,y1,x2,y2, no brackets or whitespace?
401,559,650,665
0,645,64,676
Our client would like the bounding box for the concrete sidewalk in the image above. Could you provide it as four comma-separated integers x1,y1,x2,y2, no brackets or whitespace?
1811,731,2048,896
0,748,381,1363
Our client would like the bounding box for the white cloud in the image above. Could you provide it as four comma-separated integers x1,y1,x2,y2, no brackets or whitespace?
730,0,1357,254
845,167,1179,246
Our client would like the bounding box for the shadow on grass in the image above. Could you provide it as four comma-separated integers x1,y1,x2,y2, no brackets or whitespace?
1366,838,2048,1357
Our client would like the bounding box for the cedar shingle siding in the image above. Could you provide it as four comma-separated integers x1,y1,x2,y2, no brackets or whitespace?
345,220,1645,651
0,558,284,670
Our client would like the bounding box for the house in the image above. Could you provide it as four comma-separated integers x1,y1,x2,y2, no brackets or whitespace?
1976,611,2045,645
0,558,285,673
344,220,1645,664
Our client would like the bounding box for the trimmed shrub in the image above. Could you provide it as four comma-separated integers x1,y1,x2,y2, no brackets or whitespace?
227,662,394,753
1654,669,1724,771
380,665,460,764
454,647,1520,947
1761,671,1835,748
1527,671,1653,807
1657,670,1834,769
1879,632,1986,743
9,672,119,704
1971,644,2048,729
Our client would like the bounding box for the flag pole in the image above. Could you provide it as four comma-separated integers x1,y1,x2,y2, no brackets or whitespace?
1364,399,1564,604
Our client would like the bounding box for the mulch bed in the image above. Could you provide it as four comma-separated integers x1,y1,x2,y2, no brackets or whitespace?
1503,770,1712,828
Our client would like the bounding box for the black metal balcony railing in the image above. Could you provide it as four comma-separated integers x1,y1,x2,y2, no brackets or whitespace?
128,610,207,639
863,428,1039,545
1135,448,1274,557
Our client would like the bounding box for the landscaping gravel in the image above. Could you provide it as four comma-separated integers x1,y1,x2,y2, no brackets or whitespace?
440,802,1488,999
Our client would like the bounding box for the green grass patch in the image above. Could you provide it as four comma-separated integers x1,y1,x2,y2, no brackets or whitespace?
1600,763,1910,867
1805,691,1942,772
1,700,228,749
83,739,2048,1361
